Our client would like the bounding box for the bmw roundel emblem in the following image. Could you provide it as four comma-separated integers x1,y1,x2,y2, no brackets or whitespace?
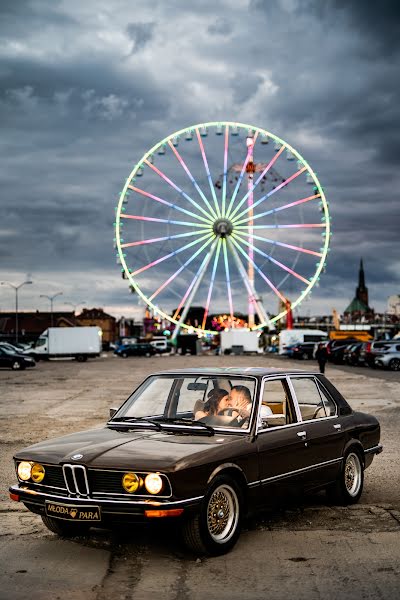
71,453,83,460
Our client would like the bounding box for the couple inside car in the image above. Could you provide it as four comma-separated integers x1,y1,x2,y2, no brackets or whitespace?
195,386,255,424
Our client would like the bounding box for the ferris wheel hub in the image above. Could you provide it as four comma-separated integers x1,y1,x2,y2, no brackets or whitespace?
213,218,233,238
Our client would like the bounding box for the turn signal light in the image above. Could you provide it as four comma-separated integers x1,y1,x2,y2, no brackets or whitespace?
10,493,20,502
145,509,184,518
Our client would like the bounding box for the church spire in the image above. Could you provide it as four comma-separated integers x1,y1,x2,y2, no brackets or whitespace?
359,258,365,290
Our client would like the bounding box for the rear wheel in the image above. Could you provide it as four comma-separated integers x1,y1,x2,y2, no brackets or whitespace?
121,351,128,358
327,449,364,505
41,515,90,537
301,352,309,360
11,360,24,370
182,475,243,556
389,358,400,371
75,355,87,362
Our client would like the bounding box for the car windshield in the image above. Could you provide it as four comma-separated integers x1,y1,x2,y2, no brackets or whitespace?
112,375,257,432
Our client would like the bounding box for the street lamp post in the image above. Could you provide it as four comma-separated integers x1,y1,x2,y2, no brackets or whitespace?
0,280,33,343
40,292,63,327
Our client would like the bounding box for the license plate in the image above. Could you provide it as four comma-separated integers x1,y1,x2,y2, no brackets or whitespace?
45,501,101,521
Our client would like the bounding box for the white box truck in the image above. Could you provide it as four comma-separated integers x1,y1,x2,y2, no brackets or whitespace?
220,330,262,354
279,328,328,355
29,327,102,362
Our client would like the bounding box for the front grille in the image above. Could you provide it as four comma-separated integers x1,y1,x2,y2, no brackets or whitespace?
43,465,66,489
62,464,90,497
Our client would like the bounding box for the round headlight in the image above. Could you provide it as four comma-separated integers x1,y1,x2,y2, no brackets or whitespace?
144,473,163,495
18,461,32,481
122,472,141,493
31,463,45,483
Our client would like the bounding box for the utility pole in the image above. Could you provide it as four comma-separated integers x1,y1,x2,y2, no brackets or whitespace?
0,280,33,343
40,292,63,327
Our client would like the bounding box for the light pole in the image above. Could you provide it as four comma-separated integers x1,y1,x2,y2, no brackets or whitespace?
40,292,63,327
0,280,33,343
64,301,86,314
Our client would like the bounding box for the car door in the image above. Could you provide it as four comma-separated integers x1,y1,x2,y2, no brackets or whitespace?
255,376,312,505
0,348,9,367
288,375,345,491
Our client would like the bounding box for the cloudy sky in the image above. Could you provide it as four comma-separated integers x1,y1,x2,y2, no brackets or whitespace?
1,0,399,321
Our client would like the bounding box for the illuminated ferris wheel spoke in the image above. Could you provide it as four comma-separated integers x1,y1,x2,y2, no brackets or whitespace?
120,213,209,228
229,237,287,303
221,125,229,217
227,239,270,323
231,166,308,224
235,223,325,230
222,238,235,326
128,185,212,224
233,233,311,285
171,239,218,340
120,230,210,249
241,233,323,257
201,238,222,330
131,233,213,276
143,159,213,221
172,245,217,321
228,145,285,221
148,236,215,302
167,141,218,220
195,128,221,218
224,138,257,219
233,193,321,226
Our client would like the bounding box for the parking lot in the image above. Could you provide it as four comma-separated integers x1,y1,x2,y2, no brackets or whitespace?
1,353,399,600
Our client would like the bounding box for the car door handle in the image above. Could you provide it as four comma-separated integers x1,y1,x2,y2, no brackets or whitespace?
297,431,307,438
333,424,342,430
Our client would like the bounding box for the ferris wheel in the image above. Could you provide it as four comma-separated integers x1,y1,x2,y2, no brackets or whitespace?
114,122,330,336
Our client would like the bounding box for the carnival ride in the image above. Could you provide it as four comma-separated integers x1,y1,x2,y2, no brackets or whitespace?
114,122,330,337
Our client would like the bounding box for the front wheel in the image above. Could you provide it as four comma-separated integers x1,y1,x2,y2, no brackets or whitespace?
182,475,243,556
301,352,309,360
11,361,24,370
389,358,400,371
327,449,364,505
41,515,90,537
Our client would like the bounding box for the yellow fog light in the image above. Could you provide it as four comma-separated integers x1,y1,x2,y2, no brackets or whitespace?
31,463,45,483
122,472,141,493
144,473,163,495
17,461,32,481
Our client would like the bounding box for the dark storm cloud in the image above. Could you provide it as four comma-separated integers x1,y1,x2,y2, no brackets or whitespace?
126,22,155,54
0,0,399,316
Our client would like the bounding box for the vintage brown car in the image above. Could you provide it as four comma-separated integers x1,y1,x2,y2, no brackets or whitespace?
10,368,382,555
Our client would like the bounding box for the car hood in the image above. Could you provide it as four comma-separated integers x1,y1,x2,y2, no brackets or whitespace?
14,426,241,472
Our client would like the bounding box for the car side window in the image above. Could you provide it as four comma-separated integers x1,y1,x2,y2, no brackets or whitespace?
316,382,337,416
260,378,296,428
290,377,327,421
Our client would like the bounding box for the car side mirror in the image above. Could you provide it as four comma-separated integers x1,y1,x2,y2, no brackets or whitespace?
109,407,118,419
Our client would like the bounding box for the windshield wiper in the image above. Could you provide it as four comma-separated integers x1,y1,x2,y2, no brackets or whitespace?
109,417,163,431
154,417,215,435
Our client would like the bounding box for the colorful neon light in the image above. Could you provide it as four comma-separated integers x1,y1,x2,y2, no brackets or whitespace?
228,145,285,220
222,238,234,325
201,239,222,329
196,128,221,218
221,125,229,217
128,186,211,224
224,136,257,218
235,232,323,257
233,234,311,285
121,230,210,249
121,214,209,228
172,248,216,320
167,141,218,220
234,223,325,230
234,193,321,226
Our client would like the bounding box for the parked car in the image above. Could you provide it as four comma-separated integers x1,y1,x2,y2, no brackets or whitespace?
0,346,36,370
291,342,316,360
329,343,357,364
360,340,399,368
114,342,157,358
10,367,382,555
374,344,400,371
343,342,364,366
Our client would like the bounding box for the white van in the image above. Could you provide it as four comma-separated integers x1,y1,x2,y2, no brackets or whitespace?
279,328,328,355
149,337,169,353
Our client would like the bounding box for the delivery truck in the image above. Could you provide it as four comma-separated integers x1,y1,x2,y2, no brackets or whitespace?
220,330,262,354
28,327,102,361
279,328,328,355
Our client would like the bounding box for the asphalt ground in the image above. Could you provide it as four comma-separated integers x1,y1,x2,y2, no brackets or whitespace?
1,353,399,600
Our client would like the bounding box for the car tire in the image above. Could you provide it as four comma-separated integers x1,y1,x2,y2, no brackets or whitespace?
11,361,24,371
121,352,128,358
301,352,309,360
326,448,364,505
389,358,400,371
145,352,151,357
41,515,90,537
76,355,87,363
182,475,243,556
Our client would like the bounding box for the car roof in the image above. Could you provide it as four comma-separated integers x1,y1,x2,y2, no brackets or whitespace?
150,367,314,377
